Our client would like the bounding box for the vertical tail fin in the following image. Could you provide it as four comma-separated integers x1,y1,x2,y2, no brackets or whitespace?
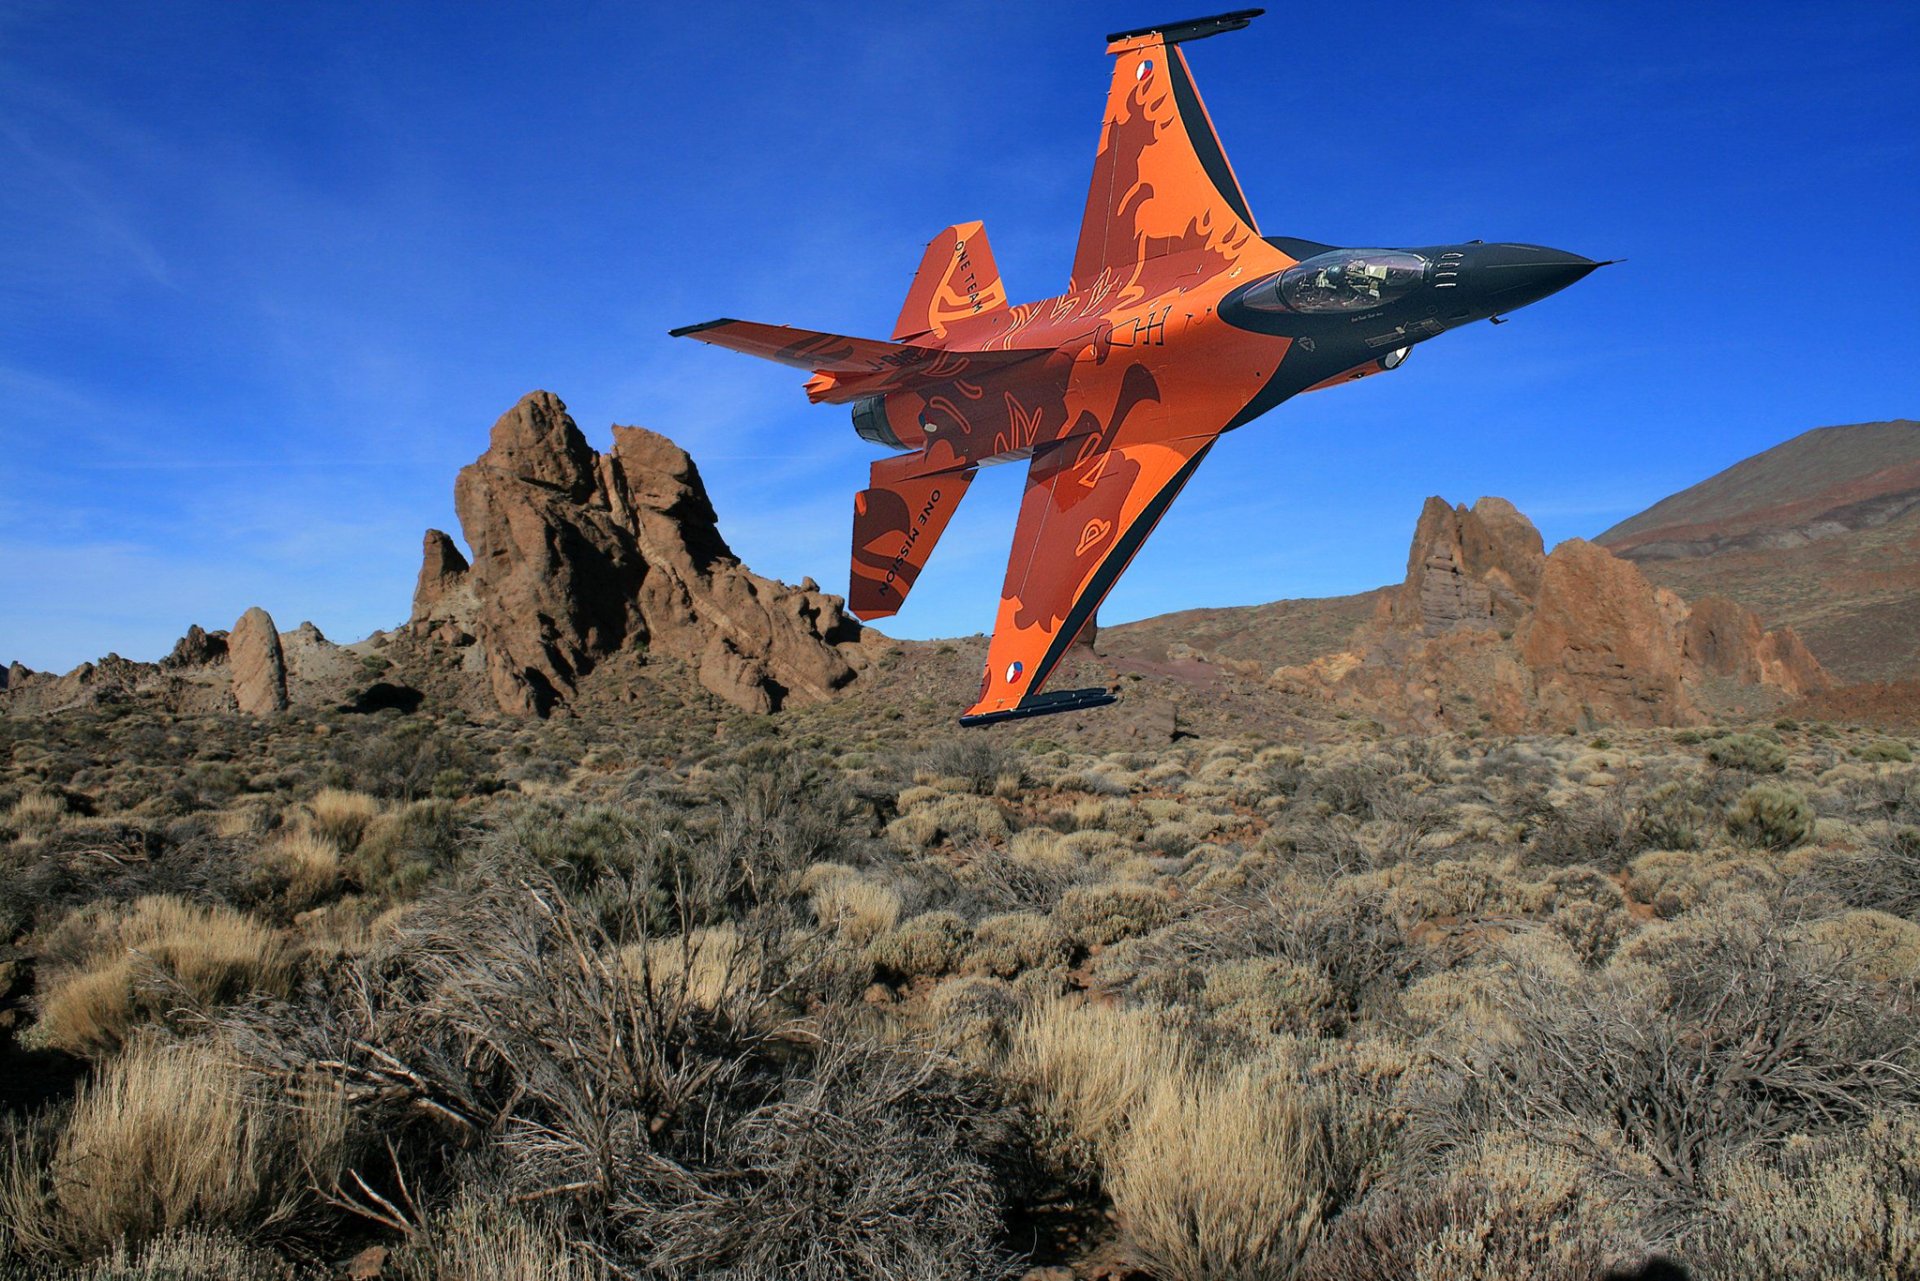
893,221,1009,341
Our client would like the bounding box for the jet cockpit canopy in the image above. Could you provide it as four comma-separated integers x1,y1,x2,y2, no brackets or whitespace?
1242,250,1429,314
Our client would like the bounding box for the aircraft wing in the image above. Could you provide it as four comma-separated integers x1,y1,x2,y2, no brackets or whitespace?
1070,10,1265,292
669,318,1046,404
961,420,1219,725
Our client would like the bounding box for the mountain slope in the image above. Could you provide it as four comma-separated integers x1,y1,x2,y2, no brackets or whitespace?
1596,421,1920,682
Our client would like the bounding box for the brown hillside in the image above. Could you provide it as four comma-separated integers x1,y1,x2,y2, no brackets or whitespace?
1596,420,1920,682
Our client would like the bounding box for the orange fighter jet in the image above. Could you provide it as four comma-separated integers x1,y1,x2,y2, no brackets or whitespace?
673,8,1604,725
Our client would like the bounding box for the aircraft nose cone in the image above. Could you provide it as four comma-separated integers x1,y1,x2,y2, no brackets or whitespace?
1469,243,1600,314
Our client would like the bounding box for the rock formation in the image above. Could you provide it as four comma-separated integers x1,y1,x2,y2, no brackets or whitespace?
162,624,227,669
1274,497,1829,731
229,606,289,715
427,391,868,717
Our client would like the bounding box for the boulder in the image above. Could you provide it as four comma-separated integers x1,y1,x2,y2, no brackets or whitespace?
229,606,289,714
449,392,866,716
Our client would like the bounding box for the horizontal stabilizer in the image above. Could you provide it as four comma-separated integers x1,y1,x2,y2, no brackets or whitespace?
670,318,1046,404
850,457,974,619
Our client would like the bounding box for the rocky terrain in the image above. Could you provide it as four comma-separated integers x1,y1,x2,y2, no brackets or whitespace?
5,402,1920,1281
3,393,877,726
1597,420,1920,684
1269,497,1827,732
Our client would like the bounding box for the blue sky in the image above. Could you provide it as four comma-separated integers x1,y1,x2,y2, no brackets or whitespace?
3,0,1916,672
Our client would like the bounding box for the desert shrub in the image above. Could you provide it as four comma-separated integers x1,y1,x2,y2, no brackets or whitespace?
1112,1061,1350,1281
1537,866,1636,966
966,911,1069,979
869,910,971,981
1809,826,1920,921
1625,848,1781,918
348,799,464,900
1678,1114,1920,1280
1854,738,1914,763
1725,782,1815,850
925,976,1023,1068
389,1192,600,1281
330,718,483,801
1056,881,1178,949
1014,997,1192,1176
1423,905,1920,1204
1632,780,1708,851
953,837,1084,913
217,850,1018,1280
303,788,381,851
1524,792,1635,869
0,1228,301,1280
1705,733,1787,774
916,738,1016,795
1299,1131,1634,1281
1794,909,1920,983
37,897,292,1055
1,1038,346,1262
884,808,942,851
1202,957,1339,1039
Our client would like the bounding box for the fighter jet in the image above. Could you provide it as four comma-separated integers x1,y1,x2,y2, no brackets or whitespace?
673,8,1604,725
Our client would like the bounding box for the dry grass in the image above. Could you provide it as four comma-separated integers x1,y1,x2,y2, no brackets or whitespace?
37,897,293,1055
1112,1061,1342,1281
2,1038,342,1261
809,872,901,945
303,787,381,852
1014,996,1193,1175
266,828,342,911
390,1193,603,1281
7,790,67,834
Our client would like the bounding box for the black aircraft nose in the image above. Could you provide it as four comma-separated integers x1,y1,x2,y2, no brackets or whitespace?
1468,243,1601,315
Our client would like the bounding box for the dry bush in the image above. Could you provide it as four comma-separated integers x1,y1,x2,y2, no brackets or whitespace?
304,788,381,852
348,798,464,900
965,911,1069,979
915,738,1017,796
389,1192,602,1281
1112,1061,1348,1281
1,1227,301,1280
868,910,971,981
1299,1131,1635,1281
1725,782,1816,850
1203,957,1341,1039
1794,909,1920,983
1523,791,1636,869
1679,1114,1920,1279
1808,825,1920,921
37,896,292,1055
1056,881,1178,949
1705,732,1788,774
2,1038,345,1262
1420,903,1920,1216
1625,848,1781,918
1632,779,1709,851
217,844,1017,1280
1013,996,1192,1175
952,837,1085,914
923,975,1023,1069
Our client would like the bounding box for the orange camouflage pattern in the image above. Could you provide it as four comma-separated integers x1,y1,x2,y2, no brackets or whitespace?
674,12,1429,724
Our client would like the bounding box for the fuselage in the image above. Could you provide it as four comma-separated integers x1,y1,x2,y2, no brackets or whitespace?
852,238,1599,474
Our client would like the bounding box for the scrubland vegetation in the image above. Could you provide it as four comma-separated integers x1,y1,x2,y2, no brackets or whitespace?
3,701,1918,1278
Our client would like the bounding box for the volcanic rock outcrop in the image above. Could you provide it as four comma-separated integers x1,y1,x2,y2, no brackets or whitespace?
1274,497,1828,731
417,391,868,717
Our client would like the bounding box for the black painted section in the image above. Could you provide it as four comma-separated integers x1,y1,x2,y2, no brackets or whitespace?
960,687,1118,727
